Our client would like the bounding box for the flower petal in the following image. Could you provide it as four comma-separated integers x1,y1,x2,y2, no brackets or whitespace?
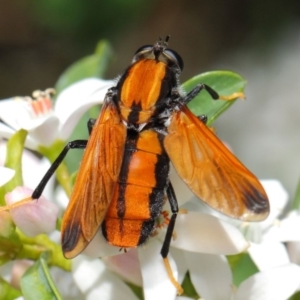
248,242,290,271
234,264,300,300
73,255,139,300
0,122,16,141
0,113,42,150
138,239,178,300
169,248,188,284
26,116,60,147
0,261,14,282
73,256,105,293
0,98,26,130
103,248,143,286
171,211,249,254
0,167,15,186
186,252,232,300
55,78,113,140
5,187,59,236
259,180,289,228
11,260,32,289
23,157,54,201
263,211,300,242
0,97,59,147
82,230,123,258
50,267,81,299
287,241,300,265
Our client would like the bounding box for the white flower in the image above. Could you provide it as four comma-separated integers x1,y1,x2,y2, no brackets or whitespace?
72,255,140,300
84,166,250,300
233,263,300,300
241,180,293,272
0,78,113,150
249,182,300,296
99,214,247,300
65,213,242,300
195,179,291,272
248,180,289,243
159,173,300,299
223,180,300,299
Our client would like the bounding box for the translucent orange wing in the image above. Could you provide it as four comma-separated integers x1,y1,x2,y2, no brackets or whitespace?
61,99,126,258
164,106,269,221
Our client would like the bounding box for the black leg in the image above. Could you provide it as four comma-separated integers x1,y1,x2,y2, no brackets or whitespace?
87,118,96,135
31,140,88,199
160,181,179,258
181,83,219,106
197,114,208,124
160,181,183,294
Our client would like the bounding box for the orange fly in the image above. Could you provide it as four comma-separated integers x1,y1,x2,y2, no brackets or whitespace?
4,36,269,294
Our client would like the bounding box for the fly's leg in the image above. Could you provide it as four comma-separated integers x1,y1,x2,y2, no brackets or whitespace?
161,182,178,257
32,140,88,199
160,182,183,295
87,118,96,135
180,83,244,106
197,114,207,124
0,139,88,212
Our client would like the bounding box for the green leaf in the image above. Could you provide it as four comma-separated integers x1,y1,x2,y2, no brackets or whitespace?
20,252,63,300
289,291,300,300
0,277,22,300
125,282,144,300
182,71,246,126
227,252,258,287
181,271,199,299
4,129,27,187
55,40,113,94
0,129,27,205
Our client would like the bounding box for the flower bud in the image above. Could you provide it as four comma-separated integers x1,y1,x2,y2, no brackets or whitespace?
5,186,59,237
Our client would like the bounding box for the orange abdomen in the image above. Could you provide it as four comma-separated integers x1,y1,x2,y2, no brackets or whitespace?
102,129,169,248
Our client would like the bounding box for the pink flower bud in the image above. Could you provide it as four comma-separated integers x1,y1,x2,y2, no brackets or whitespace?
5,186,59,237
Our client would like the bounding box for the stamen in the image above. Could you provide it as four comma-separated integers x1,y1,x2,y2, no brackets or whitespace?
178,208,188,215
13,88,55,119
30,88,55,116
156,210,170,229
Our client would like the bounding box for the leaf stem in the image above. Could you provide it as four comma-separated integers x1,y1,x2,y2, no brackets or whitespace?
17,230,71,271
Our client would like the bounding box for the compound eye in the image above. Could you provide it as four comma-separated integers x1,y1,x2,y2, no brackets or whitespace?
164,49,184,70
135,45,152,55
